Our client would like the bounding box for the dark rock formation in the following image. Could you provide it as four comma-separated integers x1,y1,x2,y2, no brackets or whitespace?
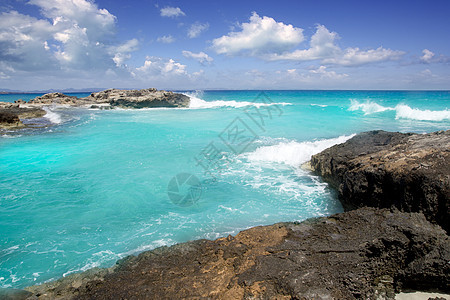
28,93,79,105
310,130,450,233
0,111,24,128
84,88,190,108
0,102,46,130
25,208,449,299
0,288,33,300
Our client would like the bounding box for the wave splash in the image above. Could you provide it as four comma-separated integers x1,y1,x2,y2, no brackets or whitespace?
243,135,355,168
349,100,450,121
43,107,63,124
185,91,291,109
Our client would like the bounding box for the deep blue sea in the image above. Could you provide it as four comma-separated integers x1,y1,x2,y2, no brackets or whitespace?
0,90,449,289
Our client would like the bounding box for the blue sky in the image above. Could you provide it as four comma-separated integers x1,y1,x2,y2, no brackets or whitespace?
0,0,449,90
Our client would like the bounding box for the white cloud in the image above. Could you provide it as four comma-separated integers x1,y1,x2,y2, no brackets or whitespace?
0,10,56,70
157,35,175,44
0,0,123,73
137,56,187,76
182,50,213,64
309,65,348,79
112,38,139,66
421,49,435,63
160,7,185,18
267,25,404,66
212,12,304,55
267,25,340,61
187,22,209,38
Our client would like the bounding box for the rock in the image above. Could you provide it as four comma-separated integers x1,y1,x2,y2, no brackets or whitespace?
0,288,33,300
0,111,24,128
28,93,79,105
83,88,190,108
0,102,46,130
25,208,449,299
310,130,450,233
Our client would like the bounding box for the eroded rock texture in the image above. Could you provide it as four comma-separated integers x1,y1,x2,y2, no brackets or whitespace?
311,130,450,233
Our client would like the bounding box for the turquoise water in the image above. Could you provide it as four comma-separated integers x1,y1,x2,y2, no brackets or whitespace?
0,90,449,288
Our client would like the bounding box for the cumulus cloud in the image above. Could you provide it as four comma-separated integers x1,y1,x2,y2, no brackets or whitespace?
137,56,187,76
157,35,175,44
267,25,340,61
0,10,56,70
309,65,348,79
182,50,213,64
212,12,304,55
266,24,404,66
0,0,122,72
188,22,209,38
112,38,139,66
160,7,185,18
421,49,435,63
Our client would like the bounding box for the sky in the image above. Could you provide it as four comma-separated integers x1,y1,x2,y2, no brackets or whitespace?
0,0,449,91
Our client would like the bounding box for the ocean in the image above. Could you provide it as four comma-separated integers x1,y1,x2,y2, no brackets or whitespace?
0,90,449,289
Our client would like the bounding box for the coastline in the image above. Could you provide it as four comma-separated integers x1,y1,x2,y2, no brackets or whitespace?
14,130,449,300
0,88,190,131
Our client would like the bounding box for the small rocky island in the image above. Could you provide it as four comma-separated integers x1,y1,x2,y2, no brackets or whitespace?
17,130,448,300
0,88,190,130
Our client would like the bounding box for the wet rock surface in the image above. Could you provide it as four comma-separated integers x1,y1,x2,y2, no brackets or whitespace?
25,208,449,299
310,130,450,233
0,102,46,130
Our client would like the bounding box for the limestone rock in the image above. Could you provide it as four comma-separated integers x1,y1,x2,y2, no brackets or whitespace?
83,88,190,108
28,93,79,105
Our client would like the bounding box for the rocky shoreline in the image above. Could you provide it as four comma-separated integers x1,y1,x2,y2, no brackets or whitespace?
0,88,190,130
6,130,445,300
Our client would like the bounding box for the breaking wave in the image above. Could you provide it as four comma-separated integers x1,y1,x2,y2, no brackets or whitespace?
349,100,450,121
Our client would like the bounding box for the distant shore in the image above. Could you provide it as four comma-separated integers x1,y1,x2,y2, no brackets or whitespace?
0,88,190,130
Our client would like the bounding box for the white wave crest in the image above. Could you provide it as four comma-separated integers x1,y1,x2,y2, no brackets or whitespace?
243,134,356,167
349,100,450,121
349,99,394,114
185,92,291,109
395,104,450,121
43,107,63,124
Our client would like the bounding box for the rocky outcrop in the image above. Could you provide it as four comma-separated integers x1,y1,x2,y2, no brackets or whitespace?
0,111,24,128
0,102,46,130
25,208,449,299
28,93,79,105
310,130,450,233
83,88,190,108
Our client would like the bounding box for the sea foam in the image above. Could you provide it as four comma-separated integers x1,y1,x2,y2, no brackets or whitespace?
43,107,63,124
349,100,450,121
185,92,291,109
243,134,356,167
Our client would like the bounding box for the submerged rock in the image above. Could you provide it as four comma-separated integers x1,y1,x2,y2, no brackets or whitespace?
84,88,190,108
310,130,450,233
25,208,449,299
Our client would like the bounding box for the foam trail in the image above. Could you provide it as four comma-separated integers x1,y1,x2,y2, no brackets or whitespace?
43,107,63,124
185,92,291,109
395,104,450,121
243,134,356,167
